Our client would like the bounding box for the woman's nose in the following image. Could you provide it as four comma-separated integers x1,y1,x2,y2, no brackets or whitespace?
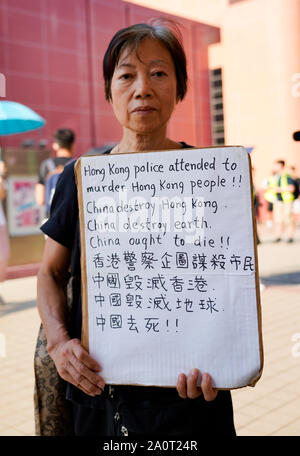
134,74,152,99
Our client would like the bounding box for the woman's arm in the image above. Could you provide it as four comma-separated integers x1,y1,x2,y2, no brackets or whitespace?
35,182,45,205
37,237,105,396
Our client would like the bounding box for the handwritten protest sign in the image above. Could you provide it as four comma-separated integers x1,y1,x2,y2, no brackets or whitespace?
75,146,263,389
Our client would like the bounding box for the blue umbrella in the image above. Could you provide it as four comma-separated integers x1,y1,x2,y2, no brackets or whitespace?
0,101,46,136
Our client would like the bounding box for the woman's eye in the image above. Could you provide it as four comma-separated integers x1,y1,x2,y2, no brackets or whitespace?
152,71,166,77
120,73,132,80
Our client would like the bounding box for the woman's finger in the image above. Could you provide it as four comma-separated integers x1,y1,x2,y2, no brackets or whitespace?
70,352,105,390
176,373,187,398
55,360,94,396
186,368,202,399
66,360,104,396
71,339,102,372
201,373,218,401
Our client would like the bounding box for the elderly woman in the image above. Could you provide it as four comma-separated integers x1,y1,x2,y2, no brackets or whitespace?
37,21,236,437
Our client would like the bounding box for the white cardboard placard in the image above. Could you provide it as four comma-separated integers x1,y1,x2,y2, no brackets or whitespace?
75,146,263,389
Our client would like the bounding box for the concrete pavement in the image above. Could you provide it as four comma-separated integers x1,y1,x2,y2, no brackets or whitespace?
0,276,39,436
0,223,299,436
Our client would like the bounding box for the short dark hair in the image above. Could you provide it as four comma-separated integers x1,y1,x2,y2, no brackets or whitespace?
103,19,188,102
53,128,75,150
276,160,285,167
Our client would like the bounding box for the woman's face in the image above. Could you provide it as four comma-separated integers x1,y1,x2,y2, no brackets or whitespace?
110,38,178,136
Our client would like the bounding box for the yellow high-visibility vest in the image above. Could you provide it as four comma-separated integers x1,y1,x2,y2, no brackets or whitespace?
280,173,294,203
264,174,294,203
264,175,277,203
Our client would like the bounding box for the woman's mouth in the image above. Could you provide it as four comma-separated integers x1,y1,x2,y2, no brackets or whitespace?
132,106,157,114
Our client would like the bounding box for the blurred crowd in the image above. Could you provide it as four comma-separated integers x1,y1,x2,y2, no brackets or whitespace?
255,159,300,243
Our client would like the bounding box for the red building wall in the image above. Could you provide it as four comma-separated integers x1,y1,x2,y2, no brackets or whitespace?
0,0,220,156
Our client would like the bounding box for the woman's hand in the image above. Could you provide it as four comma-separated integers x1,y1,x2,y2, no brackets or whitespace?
176,369,218,401
48,337,105,397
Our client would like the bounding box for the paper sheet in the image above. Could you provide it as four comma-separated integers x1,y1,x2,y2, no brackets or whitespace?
75,146,263,389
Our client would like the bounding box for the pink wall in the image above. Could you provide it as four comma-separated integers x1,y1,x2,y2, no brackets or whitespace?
0,0,219,156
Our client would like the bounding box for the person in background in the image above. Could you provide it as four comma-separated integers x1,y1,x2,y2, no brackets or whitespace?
36,20,236,437
270,160,295,243
35,128,75,211
288,165,300,227
262,168,277,229
0,160,10,305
